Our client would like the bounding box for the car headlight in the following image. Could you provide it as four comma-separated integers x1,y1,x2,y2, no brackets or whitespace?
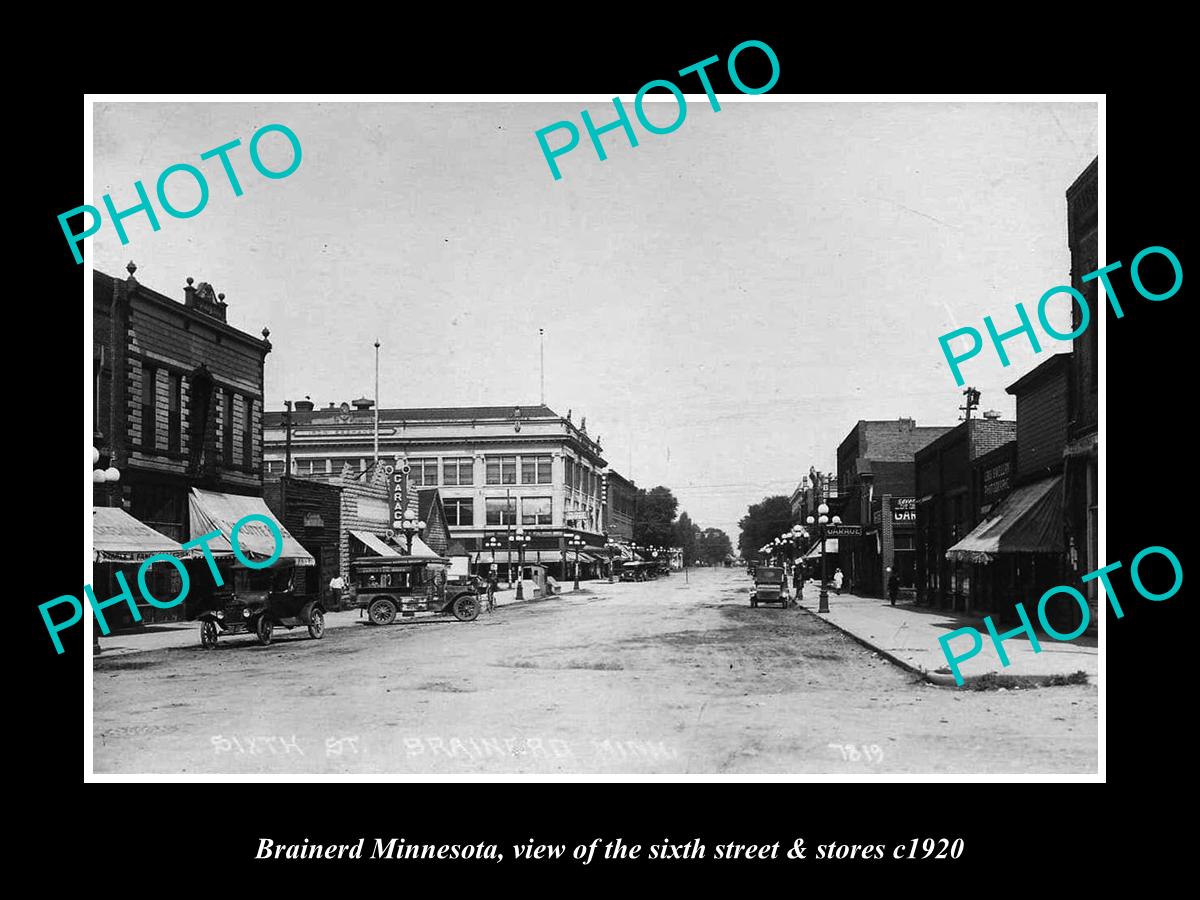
242,608,250,618
216,611,224,619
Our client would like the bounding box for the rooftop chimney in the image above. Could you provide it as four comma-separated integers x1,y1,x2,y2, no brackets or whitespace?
983,409,1001,420
351,397,374,410
294,398,315,413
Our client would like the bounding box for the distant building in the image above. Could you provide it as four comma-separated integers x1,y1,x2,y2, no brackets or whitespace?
603,469,636,541
264,403,608,579
837,418,953,596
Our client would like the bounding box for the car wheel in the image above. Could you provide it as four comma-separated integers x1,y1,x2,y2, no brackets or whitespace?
368,598,397,626
200,620,218,649
307,608,326,639
452,594,480,622
750,597,758,608
255,615,274,646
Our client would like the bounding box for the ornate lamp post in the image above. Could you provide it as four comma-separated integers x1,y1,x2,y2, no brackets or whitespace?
398,508,427,555
91,447,120,656
569,535,585,590
484,534,501,576
511,528,531,600
806,504,841,613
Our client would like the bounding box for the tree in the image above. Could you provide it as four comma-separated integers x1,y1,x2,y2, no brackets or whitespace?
633,486,679,549
696,528,733,565
674,511,699,563
737,495,795,559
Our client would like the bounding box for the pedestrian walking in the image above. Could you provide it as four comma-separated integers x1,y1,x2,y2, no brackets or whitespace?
887,569,900,606
833,568,844,595
486,568,498,613
792,565,804,604
330,574,346,614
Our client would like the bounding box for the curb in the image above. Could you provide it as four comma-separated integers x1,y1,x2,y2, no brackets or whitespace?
794,603,956,687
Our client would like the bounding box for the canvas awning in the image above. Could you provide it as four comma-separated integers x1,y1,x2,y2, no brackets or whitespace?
93,507,190,563
386,535,440,558
803,538,839,559
349,530,401,557
945,476,1063,564
188,488,315,566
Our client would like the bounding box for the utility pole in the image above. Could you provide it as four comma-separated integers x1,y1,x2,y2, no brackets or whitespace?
282,399,293,511
374,339,381,465
960,386,980,421
539,328,545,406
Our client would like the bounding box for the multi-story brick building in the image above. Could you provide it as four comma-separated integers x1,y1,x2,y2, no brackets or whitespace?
604,469,636,541
836,419,952,596
914,412,1017,611
1062,157,1099,633
263,403,608,579
93,263,274,622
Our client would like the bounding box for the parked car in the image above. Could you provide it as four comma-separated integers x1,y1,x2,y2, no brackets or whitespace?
352,556,480,624
749,566,788,609
195,563,324,648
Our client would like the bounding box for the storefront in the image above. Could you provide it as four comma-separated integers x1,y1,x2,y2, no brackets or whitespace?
92,506,194,630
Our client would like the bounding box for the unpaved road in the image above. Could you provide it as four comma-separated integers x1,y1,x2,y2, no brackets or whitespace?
93,568,1097,774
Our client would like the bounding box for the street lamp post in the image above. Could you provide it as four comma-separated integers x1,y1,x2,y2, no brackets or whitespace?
484,534,501,577
569,535,584,590
399,508,427,555
91,446,121,656
511,528,530,600
807,503,832,613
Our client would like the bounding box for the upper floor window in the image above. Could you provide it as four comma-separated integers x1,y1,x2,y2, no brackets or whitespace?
167,372,182,453
141,364,158,451
241,395,253,466
486,455,517,485
443,457,474,486
410,458,439,486
522,455,552,484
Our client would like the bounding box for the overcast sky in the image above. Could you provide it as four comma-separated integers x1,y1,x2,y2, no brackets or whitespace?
92,100,1097,541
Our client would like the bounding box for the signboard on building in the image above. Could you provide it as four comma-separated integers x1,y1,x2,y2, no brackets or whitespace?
389,459,410,528
825,524,863,538
983,461,1012,502
892,497,916,523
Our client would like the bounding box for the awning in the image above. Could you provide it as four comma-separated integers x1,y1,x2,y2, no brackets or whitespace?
945,476,1063,564
349,530,401,557
803,539,839,559
93,507,190,563
188,488,315,566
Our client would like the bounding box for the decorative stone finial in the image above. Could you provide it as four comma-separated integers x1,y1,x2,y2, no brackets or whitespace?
218,293,226,302
186,276,194,286
261,327,271,339
126,261,137,276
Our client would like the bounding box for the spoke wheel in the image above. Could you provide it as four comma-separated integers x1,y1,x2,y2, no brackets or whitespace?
307,608,325,639
200,620,218,649
368,599,397,626
255,615,274,645
452,594,480,622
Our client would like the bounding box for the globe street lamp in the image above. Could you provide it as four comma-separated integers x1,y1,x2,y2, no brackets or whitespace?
808,502,835,613
399,508,426,555
484,534,501,577
569,535,585,590
511,528,531,600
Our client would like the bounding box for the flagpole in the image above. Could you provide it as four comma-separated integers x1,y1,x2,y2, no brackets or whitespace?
539,328,545,405
374,339,380,465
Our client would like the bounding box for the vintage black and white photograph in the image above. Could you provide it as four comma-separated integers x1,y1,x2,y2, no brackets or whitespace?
87,98,1100,775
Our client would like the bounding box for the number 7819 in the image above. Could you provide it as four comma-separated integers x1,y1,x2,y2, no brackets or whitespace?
828,743,883,762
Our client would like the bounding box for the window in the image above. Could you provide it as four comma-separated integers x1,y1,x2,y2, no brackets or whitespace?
328,457,363,474
443,457,474,486
564,458,574,491
241,396,254,466
296,458,325,476
223,390,234,465
445,498,474,526
522,455,552,484
485,497,518,526
167,372,182,453
409,458,439,486
141,364,157,451
521,497,552,526
486,456,516,485
265,460,285,475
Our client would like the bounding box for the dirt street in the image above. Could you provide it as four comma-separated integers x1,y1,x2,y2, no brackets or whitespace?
93,568,1098,774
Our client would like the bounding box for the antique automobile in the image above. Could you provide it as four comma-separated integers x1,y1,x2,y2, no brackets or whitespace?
749,565,788,609
196,562,325,648
352,555,481,624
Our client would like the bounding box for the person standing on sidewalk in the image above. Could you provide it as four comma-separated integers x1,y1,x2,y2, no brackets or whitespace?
486,569,498,613
330,574,346,613
833,568,844,595
888,569,900,606
792,565,804,604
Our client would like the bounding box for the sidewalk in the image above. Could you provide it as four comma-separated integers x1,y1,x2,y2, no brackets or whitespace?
94,583,590,658
794,587,1097,686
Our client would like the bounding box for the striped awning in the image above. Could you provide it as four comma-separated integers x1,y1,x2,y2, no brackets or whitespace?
93,507,190,563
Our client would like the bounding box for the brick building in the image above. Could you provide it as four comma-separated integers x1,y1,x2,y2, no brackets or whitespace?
603,469,636,541
914,412,1017,611
836,419,952,596
92,263,272,623
1062,158,1099,633
947,353,1074,629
